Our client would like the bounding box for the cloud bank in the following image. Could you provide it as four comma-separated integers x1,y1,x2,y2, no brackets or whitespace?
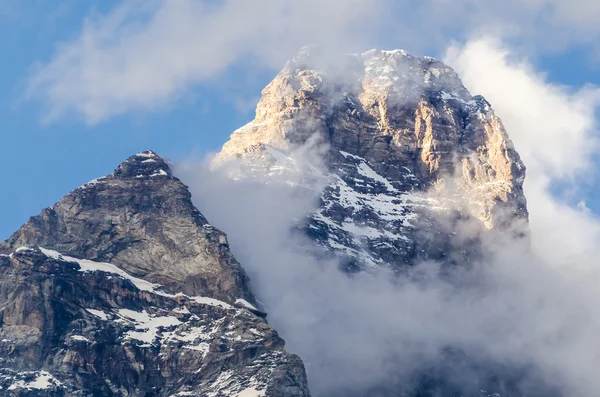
177,39,600,397
26,0,384,123
26,0,600,124
445,37,600,269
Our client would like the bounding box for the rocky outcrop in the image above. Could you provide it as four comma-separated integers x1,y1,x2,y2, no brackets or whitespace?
211,49,543,397
0,48,541,397
215,48,529,270
1,151,253,304
0,152,310,396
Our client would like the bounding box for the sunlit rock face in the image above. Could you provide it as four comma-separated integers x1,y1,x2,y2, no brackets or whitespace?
1,151,254,303
216,47,529,271
213,49,545,397
0,152,311,397
0,48,539,397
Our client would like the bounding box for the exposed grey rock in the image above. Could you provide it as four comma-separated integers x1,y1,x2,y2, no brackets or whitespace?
1,151,253,304
0,152,310,397
0,248,309,396
215,48,529,271
212,49,553,397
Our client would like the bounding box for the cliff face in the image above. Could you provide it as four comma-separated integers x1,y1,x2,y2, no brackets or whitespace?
1,151,253,304
209,49,550,397
215,48,528,270
0,48,540,397
0,152,311,397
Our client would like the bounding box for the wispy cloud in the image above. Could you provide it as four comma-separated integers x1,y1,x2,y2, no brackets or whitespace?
445,37,600,269
177,39,600,396
25,0,385,124
25,0,600,124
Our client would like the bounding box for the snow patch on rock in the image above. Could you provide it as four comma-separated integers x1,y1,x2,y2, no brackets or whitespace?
40,248,234,310
7,371,63,391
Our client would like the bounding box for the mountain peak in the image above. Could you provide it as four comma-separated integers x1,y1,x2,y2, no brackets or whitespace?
283,47,469,98
215,48,528,269
0,151,311,396
0,151,255,304
112,150,173,179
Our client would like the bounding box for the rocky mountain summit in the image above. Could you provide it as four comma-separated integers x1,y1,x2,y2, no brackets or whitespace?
0,152,310,396
211,49,556,397
0,48,546,397
1,151,253,304
215,48,529,270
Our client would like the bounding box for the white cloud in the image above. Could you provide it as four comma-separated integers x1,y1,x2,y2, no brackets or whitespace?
411,0,600,51
26,0,384,124
445,38,599,180
176,38,600,396
25,0,600,124
444,37,600,268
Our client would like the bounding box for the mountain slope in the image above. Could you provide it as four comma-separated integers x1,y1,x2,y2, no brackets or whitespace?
0,152,310,396
215,48,529,271
1,151,252,304
209,49,557,397
0,48,551,397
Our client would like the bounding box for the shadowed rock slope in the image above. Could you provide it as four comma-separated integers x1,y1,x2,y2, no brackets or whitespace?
0,151,310,397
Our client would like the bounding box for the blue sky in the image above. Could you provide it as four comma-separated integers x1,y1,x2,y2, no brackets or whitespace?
0,1,265,239
1,0,599,240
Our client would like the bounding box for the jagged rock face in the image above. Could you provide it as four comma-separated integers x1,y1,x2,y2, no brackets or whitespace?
0,248,309,397
215,49,528,270
0,151,252,304
0,152,311,396
211,49,541,397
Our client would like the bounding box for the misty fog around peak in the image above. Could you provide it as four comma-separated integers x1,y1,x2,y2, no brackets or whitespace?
3,0,600,395
178,149,600,397
174,39,600,397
